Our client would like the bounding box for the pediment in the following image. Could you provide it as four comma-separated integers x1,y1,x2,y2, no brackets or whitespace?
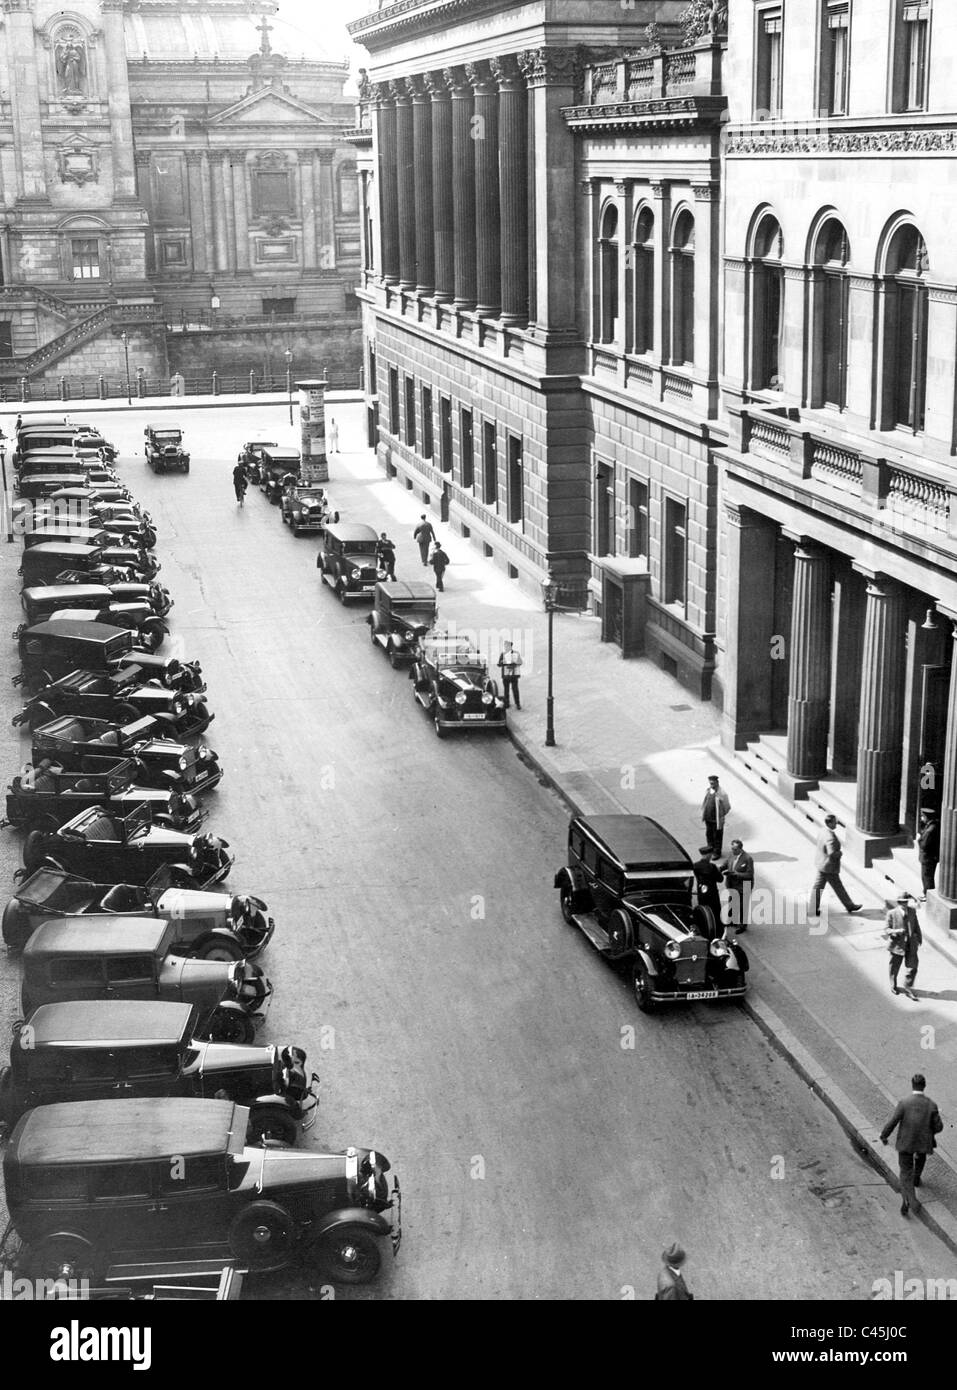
210,88,334,128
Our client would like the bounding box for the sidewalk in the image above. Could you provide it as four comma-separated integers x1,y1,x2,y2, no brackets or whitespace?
328,413,957,1258
1,390,363,422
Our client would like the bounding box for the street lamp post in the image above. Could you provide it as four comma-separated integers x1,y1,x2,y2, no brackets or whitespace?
120,330,131,405
0,431,11,543
541,571,559,748
284,348,293,425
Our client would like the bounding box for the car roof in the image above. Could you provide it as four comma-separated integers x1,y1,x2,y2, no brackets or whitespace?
23,585,112,602
26,1001,196,1046
9,1098,245,1165
24,917,172,956
26,618,130,643
325,522,379,544
149,424,182,431
574,815,692,871
379,581,436,602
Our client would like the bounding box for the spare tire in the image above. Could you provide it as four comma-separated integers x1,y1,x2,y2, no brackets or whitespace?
22,831,49,876
228,1201,294,1270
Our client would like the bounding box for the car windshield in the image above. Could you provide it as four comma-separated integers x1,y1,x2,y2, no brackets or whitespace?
347,542,378,556
154,432,182,443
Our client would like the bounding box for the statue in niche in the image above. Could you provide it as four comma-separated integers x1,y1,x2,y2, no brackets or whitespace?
55,38,86,96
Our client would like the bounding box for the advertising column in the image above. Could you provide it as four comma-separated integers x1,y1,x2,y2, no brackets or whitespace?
298,379,328,482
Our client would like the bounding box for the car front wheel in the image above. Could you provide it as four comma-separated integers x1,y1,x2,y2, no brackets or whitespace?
229,1201,294,1270
434,712,446,739
193,934,244,963
247,1107,297,1146
207,1007,254,1044
559,887,576,926
632,962,656,1014
311,1225,382,1285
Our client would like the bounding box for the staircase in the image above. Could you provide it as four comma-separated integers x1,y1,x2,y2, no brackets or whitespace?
0,300,161,382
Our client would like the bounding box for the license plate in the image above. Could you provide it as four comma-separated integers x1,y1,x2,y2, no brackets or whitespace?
361,583,376,590
462,713,486,721
685,990,718,1001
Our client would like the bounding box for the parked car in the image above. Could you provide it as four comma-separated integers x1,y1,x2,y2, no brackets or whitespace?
553,813,749,1011
237,440,279,484
31,712,162,759
258,447,301,504
16,595,167,653
281,483,338,535
18,452,121,490
72,427,118,462
21,578,170,621
22,523,111,551
42,481,134,509
3,1097,398,1284
20,542,159,588
15,473,91,503
17,675,212,742
3,865,272,957
409,633,507,737
367,581,437,667
17,919,270,1040
113,651,206,695
0,1002,317,1145
18,803,233,886
23,511,157,549
15,619,135,689
2,758,204,834
144,425,189,474
317,522,386,601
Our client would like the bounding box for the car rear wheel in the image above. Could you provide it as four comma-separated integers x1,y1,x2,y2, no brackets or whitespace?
388,647,401,669
207,1007,255,1045
193,934,244,962
632,962,656,1014
559,887,577,926
228,1202,294,1270
24,1233,102,1285
248,1107,298,1146
311,1225,382,1285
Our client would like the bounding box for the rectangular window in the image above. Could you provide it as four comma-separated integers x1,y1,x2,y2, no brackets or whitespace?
595,462,615,558
105,957,155,985
482,421,498,506
893,282,927,431
628,478,649,560
672,255,695,366
755,8,784,118
404,376,416,448
664,498,687,609
368,347,377,396
389,368,400,435
461,408,474,489
421,386,434,459
71,238,100,281
261,298,295,317
507,435,524,526
822,272,848,405
902,2,930,111
255,170,292,215
820,2,850,116
0,322,12,359
440,397,453,473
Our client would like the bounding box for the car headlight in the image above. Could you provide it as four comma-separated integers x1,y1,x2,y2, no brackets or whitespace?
173,701,185,716
710,939,731,958
199,745,212,760
351,568,361,580
377,568,388,579
454,692,467,706
481,693,493,705
664,940,682,961
178,755,188,770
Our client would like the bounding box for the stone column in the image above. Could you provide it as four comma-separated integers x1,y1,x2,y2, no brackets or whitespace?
210,154,231,273
492,55,529,325
393,80,416,290
317,151,336,272
408,76,434,294
135,151,154,274
467,60,501,318
221,156,236,274
720,504,777,750
845,274,878,422
102,0,136,199
785,540,832,785
691,183,718,377
185,154,208,273
925,286,957,449
829,567,866,776
7,1,46,198
447,66,476,309
855,573,906,836
299,152,318,270
426,71,454,301
375,84,399,284
200,154,214,274
651,182,670,363
230,152,250,272
935,623,957,904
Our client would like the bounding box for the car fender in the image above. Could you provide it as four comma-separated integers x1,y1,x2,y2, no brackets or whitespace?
553,865,582,894
311,1208,392,1242
250,1093,298,1117
634,945,659,978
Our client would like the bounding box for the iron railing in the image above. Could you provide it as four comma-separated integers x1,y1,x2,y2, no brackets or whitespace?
0,365,361,404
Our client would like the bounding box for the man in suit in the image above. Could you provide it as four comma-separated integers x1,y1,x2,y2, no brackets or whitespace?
656,1243,693,1300
880,1073,944,1216
918,810,939,899
883,892,922,997
413,515,436,568
700,774,731,857
693,847,722,922
809,814,862,917
724,838,755,931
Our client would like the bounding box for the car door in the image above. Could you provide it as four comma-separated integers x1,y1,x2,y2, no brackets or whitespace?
87,1162,155,1254
591,851,623,926
104,953,159,1001
47,956,107,1003
151,1155,234,1252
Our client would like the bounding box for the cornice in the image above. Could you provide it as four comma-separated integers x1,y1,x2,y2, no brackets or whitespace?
563,96,727,133
726,124,957,156
348,0,503,50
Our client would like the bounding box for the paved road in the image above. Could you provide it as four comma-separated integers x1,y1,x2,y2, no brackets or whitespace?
2,401,956,1301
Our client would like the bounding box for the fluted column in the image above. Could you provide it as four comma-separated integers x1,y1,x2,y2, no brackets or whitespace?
230,152,250,271
102,0,136,198
185,153,208,272
299,152,317,270
210,154,231,272
467,60,501,318
786,541,832,781
6,1,45,198
375,84,399,284
135,152,155,274
829,568,865,776
393,80,416,289
221,156,236,274
427,71,454,301
200,154,214,273
317,151,336,272
936,624,957,901
408,76,434,294
492,55,529,325
447,66,476,309
855,574,906,835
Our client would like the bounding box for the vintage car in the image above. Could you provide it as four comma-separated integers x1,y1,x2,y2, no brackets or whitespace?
144,425,190,474
0,1003,317,1146
317,522,386,601
17,592,167,652
2,758,204,835
30,575,174,620
18,803,233,887
409,634,507,737
3,1098,399,1284
554,814,749,1011
15,619,135,689
23,510,157,549
16,674,212,743
281,483,339,535
73,427,118,462
22,523,111,551
259,447,301,504
32,605,167,653
3,865,272,957
237,440,278,484
367,581,437,667
43,480,134,509
20,542,159,588
17,920,270,1041
32,712,162,760
18,452,121,490
15,472,91,503
113,651,206,695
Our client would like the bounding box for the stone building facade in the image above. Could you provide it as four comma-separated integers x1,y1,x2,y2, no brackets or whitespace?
0,0,362,383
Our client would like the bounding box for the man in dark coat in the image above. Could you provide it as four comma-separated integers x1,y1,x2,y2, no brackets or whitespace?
883,892,922,997
656,1244,693,1300
918,810,940,898
809,814,862,916
723,838,755,931
376,532,397,581
880,1073,943,1216
693,847,722,922
430,542,449,592
413,515,436,567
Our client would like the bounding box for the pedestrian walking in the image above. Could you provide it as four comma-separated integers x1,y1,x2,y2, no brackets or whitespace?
918,809,940,899
883,892,922,997
809,814,862,917
723,838,755,931
430,542,449,592
328,418,339,454
880,1073,943,1217
413,515,436,567
376,532,397,581
655,1244,694,1301
231,461,248,505
497,640,523,709
700,774,730,857
693,846,722,922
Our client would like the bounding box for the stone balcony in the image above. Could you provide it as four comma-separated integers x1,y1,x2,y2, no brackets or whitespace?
565,40,726,133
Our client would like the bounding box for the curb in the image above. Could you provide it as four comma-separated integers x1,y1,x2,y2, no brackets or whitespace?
506,720,957,1260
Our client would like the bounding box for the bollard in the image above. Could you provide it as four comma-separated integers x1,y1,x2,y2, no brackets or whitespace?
98,374,106,399
249,369,256,394
19,377,27,402
211,370,219,397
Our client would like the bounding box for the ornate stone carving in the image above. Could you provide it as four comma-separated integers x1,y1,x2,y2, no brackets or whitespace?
489,54,523,90
55,31,86,95
389,78,411,103
442,66,471,97
357,68,373,102
692,183,716,201
727,126,957,155
57,134,97,186
465,60,496,94
517,47,585,95
423,70,449,98
371,81,394,104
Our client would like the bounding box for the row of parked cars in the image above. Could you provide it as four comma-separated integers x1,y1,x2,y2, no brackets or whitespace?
0,418,400,1294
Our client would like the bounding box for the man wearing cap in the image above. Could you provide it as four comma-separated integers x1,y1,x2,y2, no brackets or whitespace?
700,774,731,857
809,814,862,917
656,1244,694,1300
917,810,939,900
883,893,922,997
880,1073,943,1217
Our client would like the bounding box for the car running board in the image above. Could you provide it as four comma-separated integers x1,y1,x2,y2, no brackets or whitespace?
569,912,615,954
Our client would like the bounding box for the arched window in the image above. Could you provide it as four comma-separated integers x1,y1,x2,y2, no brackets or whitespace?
751,214,784,390
670,210,695,366
598,204,620,344
882,224,929,432
632,206,655,356
812,219,850,408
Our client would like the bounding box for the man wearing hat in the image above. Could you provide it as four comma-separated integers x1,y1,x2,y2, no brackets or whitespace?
809,814,862,917
917,809,939,900
656,1244,694,1300
883,893,922,997
700,774,731,857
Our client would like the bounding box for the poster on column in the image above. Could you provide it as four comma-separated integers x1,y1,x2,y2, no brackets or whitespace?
298,380,328,482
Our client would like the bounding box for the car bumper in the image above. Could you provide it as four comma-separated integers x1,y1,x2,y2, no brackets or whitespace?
650,982,748,1004
238,914,274,960
435,713,507,730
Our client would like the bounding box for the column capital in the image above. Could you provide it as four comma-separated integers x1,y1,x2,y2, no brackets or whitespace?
692,182,717,202
134,150,152,168
443,65,472,98
405,73,431,100
184,151,204,167
614,181,629,197
517,46,585,92
724,501,776,531
465,59,496,95
490,54,525,91
782,530,824,555
851,566,900,593
316,149,336,165
650,181,667,201
424,69,451,99
226,150,248,165
390,78,412,104
372,81,395,105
